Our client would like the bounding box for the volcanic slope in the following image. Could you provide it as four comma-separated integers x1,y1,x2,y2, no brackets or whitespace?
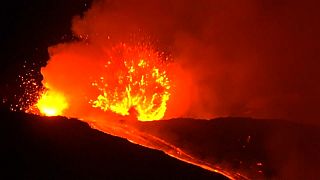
137,117,320,179
0,109,227,180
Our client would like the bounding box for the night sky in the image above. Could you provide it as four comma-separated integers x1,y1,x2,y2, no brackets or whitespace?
0,0,91,108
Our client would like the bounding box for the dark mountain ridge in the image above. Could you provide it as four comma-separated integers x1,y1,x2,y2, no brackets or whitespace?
1,109,227,180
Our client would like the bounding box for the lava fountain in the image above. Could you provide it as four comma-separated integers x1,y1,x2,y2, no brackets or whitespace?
91,43,171,121
27,42,174,121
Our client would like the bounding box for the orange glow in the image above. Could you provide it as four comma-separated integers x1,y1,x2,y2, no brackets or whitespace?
91,43,171,121
35,89,68,116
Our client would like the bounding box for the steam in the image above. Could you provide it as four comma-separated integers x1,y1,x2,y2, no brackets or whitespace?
45,0,320,123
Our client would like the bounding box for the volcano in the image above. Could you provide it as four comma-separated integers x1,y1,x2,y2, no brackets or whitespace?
1,0,320,179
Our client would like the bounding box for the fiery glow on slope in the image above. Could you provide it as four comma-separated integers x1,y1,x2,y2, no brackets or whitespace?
35,89,68,116
91,43,171,121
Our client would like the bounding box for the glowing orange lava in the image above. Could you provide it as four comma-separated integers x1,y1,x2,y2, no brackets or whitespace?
35,89,68,116
91,43,171,121
25,82,68,117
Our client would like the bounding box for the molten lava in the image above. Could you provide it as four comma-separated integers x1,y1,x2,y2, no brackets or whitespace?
35,88,68,116
91,43,171,121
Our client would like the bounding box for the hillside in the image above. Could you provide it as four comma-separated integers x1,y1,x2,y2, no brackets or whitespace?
0,109,227,180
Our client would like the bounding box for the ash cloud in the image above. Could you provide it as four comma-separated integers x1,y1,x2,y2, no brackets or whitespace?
51,0,320,123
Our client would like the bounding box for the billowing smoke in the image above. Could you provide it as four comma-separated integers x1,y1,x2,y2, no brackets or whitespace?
44,0,320,123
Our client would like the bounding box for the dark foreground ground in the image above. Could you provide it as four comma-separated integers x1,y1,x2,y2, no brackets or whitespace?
0,109,227,180
1,108,320,179
138,117,320,179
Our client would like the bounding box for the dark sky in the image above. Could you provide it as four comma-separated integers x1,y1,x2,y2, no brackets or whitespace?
1,0,320,125
0,0,92,109
0,0,91,81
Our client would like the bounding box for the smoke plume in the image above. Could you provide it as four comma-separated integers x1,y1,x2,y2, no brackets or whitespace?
44,0,320,123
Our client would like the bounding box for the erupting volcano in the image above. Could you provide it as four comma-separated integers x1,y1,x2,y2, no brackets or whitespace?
22,38,237,177
2,0,320,179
